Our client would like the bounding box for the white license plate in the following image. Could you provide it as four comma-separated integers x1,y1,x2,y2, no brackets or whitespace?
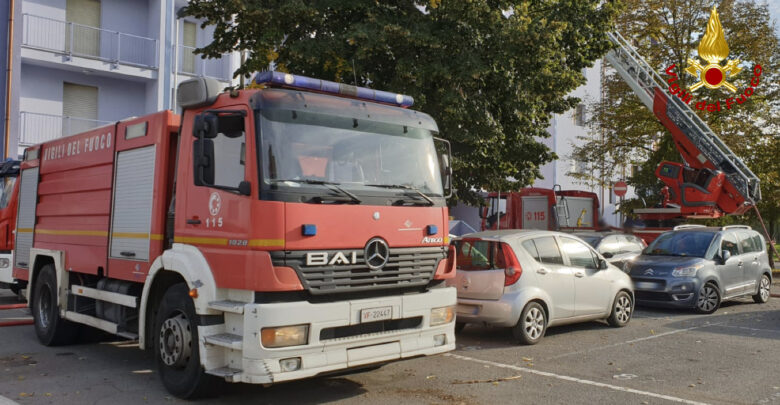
360,306,392,323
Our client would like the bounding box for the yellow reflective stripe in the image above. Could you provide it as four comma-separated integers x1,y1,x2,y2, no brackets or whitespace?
35,229,107,237
111,232,165,240
173,236,228,246
248,239,285,247
17,228,33,233
173,236,284,248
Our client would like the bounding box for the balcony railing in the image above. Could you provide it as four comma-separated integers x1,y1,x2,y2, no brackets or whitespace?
19,111,112,146
177,45,232,82
22,14,159,69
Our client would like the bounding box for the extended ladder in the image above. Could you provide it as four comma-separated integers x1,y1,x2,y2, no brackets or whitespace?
603,31,761,205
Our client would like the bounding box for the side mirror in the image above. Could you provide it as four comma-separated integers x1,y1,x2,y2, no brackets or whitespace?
602,252,614,259
434,137,454,199
193,113,218,139
238,180,251,196
598,258,608,270
720,250,731,263
193,139,215,186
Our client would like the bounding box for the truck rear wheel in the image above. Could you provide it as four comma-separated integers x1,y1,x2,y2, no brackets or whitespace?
154,283,220,399
32,264,79,346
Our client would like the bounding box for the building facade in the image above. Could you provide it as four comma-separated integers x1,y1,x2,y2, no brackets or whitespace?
4,0,238,157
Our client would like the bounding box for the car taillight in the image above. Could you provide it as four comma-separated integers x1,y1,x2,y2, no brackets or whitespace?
502,243,522,286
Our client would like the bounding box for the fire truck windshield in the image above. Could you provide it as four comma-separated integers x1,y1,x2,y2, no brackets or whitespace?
0,176,15,209
258,109,444,200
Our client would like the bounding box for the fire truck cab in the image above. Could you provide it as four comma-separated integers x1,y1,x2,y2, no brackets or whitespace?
0,159,20,293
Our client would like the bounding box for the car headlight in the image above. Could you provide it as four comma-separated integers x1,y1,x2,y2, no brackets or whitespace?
430,306,455,326
261,324,309,348
672,264,703,277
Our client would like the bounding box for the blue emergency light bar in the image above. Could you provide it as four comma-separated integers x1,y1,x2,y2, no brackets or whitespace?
253,71,414,108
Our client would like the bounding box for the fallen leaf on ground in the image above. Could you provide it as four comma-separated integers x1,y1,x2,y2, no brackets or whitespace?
452,375,522,385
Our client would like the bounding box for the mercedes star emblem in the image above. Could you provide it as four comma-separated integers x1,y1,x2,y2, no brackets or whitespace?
364,238,389,270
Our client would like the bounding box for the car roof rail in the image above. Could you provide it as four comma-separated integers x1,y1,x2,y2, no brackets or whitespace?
720,225,752,230
673,224,707,230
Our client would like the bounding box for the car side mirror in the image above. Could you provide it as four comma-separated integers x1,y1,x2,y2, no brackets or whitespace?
720,250,731,263
602,252,614,259
238,180,251,196
598,258,608,270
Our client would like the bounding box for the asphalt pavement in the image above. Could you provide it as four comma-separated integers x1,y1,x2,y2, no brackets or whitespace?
2,283,780,405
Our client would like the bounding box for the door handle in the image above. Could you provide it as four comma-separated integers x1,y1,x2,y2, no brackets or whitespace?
737,261,743,267
536,268,549,275
186,218,201,225
575,271,585,278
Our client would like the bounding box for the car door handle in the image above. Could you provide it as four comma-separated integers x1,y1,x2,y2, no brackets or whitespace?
536,268,549,275
186,218,201,225
737,261,743,267
575,271,585,278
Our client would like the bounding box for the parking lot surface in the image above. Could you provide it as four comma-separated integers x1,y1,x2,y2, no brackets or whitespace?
2,287,780,405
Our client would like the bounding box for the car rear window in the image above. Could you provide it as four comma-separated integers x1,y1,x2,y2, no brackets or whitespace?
454,239,506,270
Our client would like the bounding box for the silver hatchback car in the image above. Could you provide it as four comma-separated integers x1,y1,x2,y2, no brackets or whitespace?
449,230,634,344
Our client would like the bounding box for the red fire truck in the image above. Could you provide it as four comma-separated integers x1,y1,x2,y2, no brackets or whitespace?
14,73,457,398
0,159,20,293
481,187,600,231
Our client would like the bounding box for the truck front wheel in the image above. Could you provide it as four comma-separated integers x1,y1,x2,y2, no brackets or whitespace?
32,264,79,346
154,282,220,399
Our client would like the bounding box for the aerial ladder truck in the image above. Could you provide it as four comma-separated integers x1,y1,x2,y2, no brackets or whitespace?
603,31,775,256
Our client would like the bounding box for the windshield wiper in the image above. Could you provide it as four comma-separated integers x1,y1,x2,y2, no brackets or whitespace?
272,179,361,204
365,184,435,206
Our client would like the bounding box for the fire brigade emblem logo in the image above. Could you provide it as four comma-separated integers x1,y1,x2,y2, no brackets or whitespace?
364,238,389,270
208,192,222,216
685,6,742,93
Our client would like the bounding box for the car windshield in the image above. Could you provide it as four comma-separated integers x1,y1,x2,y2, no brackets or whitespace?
645,231,715,257
258,109,443,197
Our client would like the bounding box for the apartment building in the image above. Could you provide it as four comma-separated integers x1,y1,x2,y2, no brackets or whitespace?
3,0,238,157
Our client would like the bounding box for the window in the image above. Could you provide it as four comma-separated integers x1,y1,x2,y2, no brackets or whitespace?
532,237,564,265
647,231,715,258
751,235,765,253
0,177,15,209
560,237,598,269
720,233,740,257
66,0,101,57
522,239,540,261
181,21,197,73
485,196,507,229
195,113,246,189
63,83,98,135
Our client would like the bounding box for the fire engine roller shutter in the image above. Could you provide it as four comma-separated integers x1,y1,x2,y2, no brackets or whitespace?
109,145,156,261
15,167,39,268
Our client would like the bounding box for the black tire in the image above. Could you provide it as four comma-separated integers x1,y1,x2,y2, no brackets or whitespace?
154,283,221,399
512,302,546,345
607,291,633,327
753,274,771,304
454,322,467,333
695,282,721,314
32,264,79,346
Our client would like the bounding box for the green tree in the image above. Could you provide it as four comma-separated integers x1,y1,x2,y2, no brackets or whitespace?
571,0,780,239
181,0,619,204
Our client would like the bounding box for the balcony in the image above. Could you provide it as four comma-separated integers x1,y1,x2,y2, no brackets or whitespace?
177,45,232,82
19,111,112,146
21,14,159,74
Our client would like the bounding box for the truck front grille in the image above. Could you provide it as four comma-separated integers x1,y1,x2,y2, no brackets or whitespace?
271,246,446,295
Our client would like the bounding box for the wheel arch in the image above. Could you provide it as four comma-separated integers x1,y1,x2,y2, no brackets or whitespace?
139,244,220,349
25,249,65,311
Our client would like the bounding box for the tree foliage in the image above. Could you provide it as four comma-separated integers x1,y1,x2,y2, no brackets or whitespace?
182,0,619,205
571,0,780,237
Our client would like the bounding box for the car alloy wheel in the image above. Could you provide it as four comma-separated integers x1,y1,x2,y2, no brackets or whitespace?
615,295,631,324
696,284,719,314
523,307,545,340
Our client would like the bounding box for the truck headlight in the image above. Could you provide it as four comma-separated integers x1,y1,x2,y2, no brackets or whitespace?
672,264,703,277
0,258,8,268
261,324,309,348
430,306,455,326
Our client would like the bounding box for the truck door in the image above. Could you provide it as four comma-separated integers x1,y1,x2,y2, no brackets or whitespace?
176,107,255,279
521,196,548,230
